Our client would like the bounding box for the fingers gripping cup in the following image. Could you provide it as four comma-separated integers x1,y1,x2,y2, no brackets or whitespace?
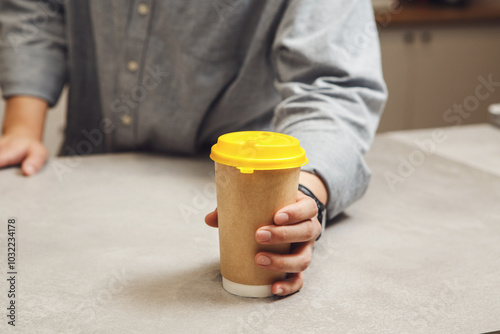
210,131,308,297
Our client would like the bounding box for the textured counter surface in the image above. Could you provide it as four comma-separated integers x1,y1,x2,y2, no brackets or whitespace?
1,124,499,333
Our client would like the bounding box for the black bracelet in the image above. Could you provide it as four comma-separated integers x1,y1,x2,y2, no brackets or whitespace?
298,184,326,240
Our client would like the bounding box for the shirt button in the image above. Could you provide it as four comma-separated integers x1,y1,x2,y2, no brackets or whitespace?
137,3,149,16
127,60,139,72
121,115,132,126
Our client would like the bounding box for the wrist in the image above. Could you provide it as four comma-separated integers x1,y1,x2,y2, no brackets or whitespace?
299,171,328,206
2,96,48,140
3,125,43,140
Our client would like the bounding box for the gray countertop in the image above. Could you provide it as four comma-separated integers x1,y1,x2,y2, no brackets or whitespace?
1,124,499,334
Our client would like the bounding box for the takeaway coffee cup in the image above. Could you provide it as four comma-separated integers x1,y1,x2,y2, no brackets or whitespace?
210,131,308,297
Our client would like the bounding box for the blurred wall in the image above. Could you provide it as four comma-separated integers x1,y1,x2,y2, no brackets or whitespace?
376,2,500,132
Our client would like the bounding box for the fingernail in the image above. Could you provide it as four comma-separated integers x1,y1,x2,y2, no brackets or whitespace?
275,288,284,295
24,165,35,175
257,255,271,266
275,213,288,224
256,230,271,242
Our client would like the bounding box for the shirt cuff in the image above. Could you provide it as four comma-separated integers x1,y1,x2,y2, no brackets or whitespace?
0,48,66,107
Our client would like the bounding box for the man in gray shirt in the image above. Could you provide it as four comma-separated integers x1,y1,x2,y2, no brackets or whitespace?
0,0,387,296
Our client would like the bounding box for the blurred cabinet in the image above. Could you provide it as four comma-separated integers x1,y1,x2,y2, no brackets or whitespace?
378,23,500,132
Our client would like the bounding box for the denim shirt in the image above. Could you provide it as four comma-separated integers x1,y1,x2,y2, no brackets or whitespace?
0,0,387,219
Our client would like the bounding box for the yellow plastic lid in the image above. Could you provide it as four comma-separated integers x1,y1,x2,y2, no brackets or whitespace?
210,131,308,173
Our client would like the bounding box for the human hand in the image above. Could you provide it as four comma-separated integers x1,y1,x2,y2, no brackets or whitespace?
0,96,49,176
0,132,48,176
205,190,321,297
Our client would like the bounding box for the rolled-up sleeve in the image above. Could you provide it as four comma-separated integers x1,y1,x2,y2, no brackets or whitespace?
271,0,388,219
0,0,67,106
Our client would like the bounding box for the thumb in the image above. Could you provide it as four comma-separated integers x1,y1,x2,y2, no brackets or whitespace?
204,208,218,228
21,143,48,176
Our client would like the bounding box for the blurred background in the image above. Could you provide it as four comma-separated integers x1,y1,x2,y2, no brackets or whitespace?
0,0,499,156
374,0,500,131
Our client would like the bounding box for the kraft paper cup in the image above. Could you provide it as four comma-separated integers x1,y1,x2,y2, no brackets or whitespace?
210,131,308,298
